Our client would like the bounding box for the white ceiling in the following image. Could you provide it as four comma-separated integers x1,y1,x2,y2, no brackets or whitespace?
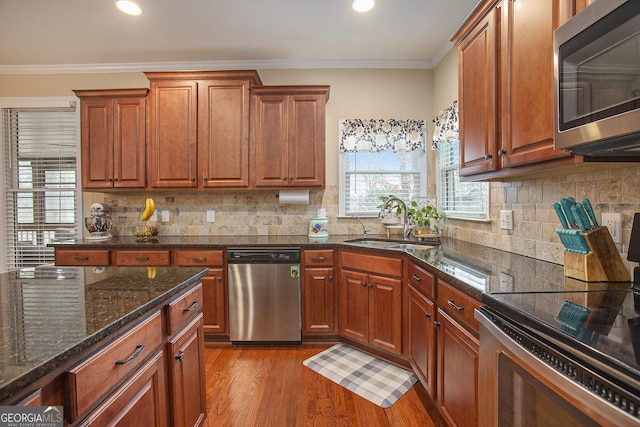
0,0,480,74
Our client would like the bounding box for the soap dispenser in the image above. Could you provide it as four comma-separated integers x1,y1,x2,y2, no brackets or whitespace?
308,208,329,238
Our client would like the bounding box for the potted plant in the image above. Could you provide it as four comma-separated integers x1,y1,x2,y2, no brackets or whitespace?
407,200,446,235
377,195,405,226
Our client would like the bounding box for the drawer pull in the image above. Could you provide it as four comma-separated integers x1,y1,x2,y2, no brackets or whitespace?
74,256,89,261
434,321,441,327
328,276,333,281
115,344,145,365
192,257,207,263
183,301,199,312
135,257,150,262
425,313,431,319
361,281,367,287
448,299,465,311
312,256,326,262
175,352,185,362
411,274,423,281
217,276,223,282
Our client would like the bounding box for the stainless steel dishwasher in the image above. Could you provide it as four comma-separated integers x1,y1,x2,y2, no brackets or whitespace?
227,248,301,343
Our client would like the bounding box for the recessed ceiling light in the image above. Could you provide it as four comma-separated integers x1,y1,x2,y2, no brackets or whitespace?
116,0,142,16
352,0,375,13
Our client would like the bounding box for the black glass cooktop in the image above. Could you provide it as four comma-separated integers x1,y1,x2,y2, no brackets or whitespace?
482,279,640,382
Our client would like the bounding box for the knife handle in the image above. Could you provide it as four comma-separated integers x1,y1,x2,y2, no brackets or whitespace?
553,202,569,229
561,198,577,228
582,198,599,228
572,203,590,232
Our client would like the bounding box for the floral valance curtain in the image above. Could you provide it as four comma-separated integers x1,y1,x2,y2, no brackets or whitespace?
339,119,426,152
431,100,459,150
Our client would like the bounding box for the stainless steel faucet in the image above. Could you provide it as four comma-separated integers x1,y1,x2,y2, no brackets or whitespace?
352,215,368,238
378,196,412,239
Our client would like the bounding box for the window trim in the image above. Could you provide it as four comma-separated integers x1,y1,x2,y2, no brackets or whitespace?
0,97,82,273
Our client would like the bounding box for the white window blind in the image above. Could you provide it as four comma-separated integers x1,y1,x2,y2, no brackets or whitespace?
341,150,426,215
437,140,488,219
3,106,79,269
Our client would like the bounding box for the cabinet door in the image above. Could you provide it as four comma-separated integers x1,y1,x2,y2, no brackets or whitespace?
252,93,289,187
80,97,114,189
408,286,436,398
113,96,146,188
168,314,207,427
459,5,499,177
339,269,369,344
436,308,480,427
148,80,198,188
202,268,228,335
199,79,251,188
302,267,335,335
368,274,402,355
78,351,168,427
287,92,326,187
500,0,572,168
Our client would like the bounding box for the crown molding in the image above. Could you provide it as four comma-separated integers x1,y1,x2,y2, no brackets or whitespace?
0,58,435,75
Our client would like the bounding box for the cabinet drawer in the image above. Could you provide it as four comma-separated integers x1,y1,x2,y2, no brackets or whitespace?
437,280,481,333
303,249,334,267
112,250,171,266
176,250,223,266
341,251,402,278
166,283,204,336
55,250,109,266
66,311,162,422
408,262,435,299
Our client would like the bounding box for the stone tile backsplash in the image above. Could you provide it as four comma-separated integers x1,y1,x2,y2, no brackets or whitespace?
102,164,640,272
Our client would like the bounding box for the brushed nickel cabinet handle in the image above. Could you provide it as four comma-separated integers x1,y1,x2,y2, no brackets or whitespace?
183,301,199,312
175,352,185,362
312,256,326,262
115,344,145,365
484,153,493,160
192,257,207,263
217,276,222,282
498,149,507,156
361,281,367,287
411,274,423,281
425,313,431,319
434,321,441,327
135,257,149,262
328,276,333,281
448,299,465,311
74,256,89,261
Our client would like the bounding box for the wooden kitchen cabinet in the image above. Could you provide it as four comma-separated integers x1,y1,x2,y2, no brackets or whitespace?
251,86,329,188
145,71,261,189
454,0,576,180
167,314,207,427
435,279,481,427
175,249,227,337
339,251,403,355
302,249,336,336
111,250,171,266
74,89,148,189
407,263,437,398
54,249,110,266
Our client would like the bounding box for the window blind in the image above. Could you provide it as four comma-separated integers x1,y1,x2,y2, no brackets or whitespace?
3,107,79,269
437,140,488,219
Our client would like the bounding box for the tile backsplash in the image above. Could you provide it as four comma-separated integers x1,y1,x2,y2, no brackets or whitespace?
101,164,640,273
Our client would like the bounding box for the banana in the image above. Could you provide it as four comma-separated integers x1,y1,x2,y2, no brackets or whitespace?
147,266,157,279
140,197,155,221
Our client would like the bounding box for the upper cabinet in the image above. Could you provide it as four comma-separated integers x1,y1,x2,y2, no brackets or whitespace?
453,0,577,180
145,71,261,189
251,86,329,188
74,89,148,189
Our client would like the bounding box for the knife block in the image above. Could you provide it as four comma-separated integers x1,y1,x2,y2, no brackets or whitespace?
564,226,630,282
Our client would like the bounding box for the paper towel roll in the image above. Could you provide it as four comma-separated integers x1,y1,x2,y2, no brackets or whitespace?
278,189,309,204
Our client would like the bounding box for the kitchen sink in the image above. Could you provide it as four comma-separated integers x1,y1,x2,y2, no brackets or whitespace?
344,238,437,251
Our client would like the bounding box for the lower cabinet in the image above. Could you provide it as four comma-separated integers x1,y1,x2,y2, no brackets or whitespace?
339,251,403,355
167,314,207,427
436,309,479,427
78,351,168,427
408,285,436,397
302,249,336,336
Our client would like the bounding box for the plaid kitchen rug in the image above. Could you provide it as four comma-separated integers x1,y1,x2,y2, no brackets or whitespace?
303,343,418,408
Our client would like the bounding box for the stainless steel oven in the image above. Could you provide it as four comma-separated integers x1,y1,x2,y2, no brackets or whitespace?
476,289,640,426
554,0,640,156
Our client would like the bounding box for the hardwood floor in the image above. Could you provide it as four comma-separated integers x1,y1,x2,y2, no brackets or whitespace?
202,343,445,427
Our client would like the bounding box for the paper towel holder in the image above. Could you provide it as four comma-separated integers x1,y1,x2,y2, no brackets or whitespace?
277,189,310,205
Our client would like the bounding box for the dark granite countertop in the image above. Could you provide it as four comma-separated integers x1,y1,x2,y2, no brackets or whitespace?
0,265,207,403
51,234,570,300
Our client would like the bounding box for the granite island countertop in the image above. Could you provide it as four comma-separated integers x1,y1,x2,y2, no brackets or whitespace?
50,234,572,300
0,265,207,403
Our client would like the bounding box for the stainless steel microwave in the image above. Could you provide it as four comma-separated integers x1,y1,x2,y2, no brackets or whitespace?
554,0,640,156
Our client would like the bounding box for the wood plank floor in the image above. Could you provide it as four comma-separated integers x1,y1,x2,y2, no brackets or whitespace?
202,344,446,427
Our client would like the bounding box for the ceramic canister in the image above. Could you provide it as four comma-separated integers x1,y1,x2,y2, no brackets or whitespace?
308,208,328,238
